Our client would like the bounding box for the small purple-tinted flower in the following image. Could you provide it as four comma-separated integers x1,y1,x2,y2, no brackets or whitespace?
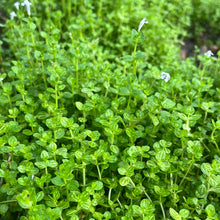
0,77,3,82
138,18,148,32
10,11,17,20
21,0,32,15
14,2,20,10
204,50,214,57
31,174,34,180
160,72,170,82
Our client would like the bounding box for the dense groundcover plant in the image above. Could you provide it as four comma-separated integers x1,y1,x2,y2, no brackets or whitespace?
0,0,220,219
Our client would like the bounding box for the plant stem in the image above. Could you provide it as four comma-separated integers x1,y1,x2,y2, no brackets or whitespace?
7,95,12,108
98,0,103,18
108,188,112,201
133,37,138,76
179,160,194,186
204,111,207,122
160,201,166,220
41,56,47,88
28,16,36,49
67,0,72,22
143,189,152,202
127,85,133,110
75,50,79,90
117,198,123,209
200,63,207,80
83,162,86,186
55,83,58,109
202,183,210,209
211,127,220,152
119,113,148,135
96,164,102,180
129,178,136,188
0,200,17,204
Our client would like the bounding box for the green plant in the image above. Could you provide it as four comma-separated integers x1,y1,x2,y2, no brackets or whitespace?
0,0,219,219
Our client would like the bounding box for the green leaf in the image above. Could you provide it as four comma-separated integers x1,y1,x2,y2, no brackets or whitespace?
60,117,69,128
69,191,80,202
16,189,36,209
34,50,41,59
22,129,33,136
79,200,91,210
51,176,65,186
0,169,5,177
25,113,35,123
0,204,8,215
196,184,207,198
92,181,103,190
132,205,142,216
56,148,68,158
134,161,145,169
209,174,220,187
46,160,58,168
154,185,161,196
178,113,187,121
155,149,167,161
154,186,170,197
162,98,175,109
30,22,36,30
55,128,65,139
169,208,182,220
119,87,130,96
36,191,44,202
52,190,60,200
119,177,130,186
110,145,119,154
135,51,146,59
118,167,127,175
127,145,140,157
41,150,49,160
149,113,159,126
201,163,212,175
158,161,170,172
179,209,190,218
122,55,133,62
75,102,83,111
35,162,47,169
18,177,31,186
140,199,151,208
67,180,79,191
189,114,201,121
205,204,216,217
8,136,19,147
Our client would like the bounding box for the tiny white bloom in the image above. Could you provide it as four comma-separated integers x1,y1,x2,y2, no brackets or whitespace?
10,11,17,20
204,50,214,57
0,77,3,81
138,18,148,32
21,0,32,15
160,72,170,82
14,2,20,10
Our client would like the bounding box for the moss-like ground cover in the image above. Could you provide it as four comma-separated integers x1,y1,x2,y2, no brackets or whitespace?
0,0,220,219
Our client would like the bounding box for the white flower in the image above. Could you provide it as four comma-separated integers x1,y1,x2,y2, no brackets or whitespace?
204,50,214,57
0,77,3,81
160,72,170,82
21,0,32,15
138,18,148,32
10,11,17,20
14,2,20,10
